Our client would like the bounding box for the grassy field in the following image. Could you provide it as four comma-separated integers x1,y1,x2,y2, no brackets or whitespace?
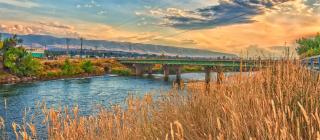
1,61,320,139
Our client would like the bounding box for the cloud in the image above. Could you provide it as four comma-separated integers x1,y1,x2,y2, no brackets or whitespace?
0,0,40,8
152,0,295,30
97,10,107,15
76,0,101,9
0,24,36,34
38,21,74,30
0,22,80,38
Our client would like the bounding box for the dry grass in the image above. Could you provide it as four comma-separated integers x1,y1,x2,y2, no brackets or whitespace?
5,61,320,140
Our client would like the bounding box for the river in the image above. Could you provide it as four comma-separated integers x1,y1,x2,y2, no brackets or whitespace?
0,72,238,139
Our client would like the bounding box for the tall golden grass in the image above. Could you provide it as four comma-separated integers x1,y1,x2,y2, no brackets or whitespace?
6,61,320,139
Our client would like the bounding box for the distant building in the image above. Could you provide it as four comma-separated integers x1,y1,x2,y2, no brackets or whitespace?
26,48,45,58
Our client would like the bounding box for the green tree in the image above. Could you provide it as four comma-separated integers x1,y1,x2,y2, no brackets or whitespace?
1,35,23,64
296,33,320,57
4,47,41,76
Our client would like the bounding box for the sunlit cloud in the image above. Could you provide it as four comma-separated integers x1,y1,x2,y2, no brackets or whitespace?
149,0,295,30
0,0,319,56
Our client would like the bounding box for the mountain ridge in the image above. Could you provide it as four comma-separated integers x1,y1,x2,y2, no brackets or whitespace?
1,33,237,58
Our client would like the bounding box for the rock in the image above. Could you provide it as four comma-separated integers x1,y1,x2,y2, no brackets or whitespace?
22,77,28,82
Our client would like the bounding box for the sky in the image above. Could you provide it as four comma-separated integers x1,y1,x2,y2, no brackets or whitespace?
0,0,319,56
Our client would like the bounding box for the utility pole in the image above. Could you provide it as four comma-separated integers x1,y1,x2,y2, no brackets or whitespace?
80,37,84,58
284,42,289,60
66,38,70,57
94,46,98,57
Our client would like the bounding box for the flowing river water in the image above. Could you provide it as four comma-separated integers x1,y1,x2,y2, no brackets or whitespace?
0,72,239,139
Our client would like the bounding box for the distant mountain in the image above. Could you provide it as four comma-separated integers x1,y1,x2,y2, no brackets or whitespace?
1,33,237,58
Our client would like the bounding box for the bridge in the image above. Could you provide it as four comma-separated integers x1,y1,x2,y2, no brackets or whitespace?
118,58,263,84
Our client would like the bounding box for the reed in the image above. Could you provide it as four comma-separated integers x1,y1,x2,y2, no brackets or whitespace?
5,61,320,140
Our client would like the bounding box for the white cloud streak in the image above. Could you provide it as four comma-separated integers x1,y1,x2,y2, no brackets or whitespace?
0,0,40,8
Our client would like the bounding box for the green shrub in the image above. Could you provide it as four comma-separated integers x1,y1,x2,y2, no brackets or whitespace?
46,71,62,78
81,60,94,73
61,59,83,76
111,69,131,76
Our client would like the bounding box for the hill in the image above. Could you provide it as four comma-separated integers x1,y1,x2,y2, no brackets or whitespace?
1,33,237,58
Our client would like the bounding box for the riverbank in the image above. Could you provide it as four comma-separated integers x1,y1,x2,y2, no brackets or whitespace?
0,58,132,85
2,61,319,139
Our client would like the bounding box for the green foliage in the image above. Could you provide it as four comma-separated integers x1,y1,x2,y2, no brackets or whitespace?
296,33,320,57
61,59,83,76
0,41,3,50
182,66,202,73
46,71,62,78
1,35,22,53
81,60,94,73
4,47,42,76
111,68,131,76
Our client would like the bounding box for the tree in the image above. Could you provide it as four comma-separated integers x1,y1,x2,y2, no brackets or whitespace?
296,33,320,57
1,35,23,62
3,47,42,76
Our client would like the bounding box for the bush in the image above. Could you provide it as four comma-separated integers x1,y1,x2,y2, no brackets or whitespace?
46,71,62,78
61,59,83,76
81,60,94,73
4,47,42,76
111,68,131,76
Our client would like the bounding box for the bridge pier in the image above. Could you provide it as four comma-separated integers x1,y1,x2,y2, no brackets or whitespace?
217,71,224,84
134,64,145,76
216,66,224,84
205,66,212,84
163,64,170,81
147,65,153,76
175,65,182,84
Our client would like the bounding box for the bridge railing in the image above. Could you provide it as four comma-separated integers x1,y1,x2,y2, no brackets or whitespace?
301,55,320,70
117,56,285,62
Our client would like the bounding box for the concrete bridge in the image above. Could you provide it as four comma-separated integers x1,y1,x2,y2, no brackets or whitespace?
118,59,262,84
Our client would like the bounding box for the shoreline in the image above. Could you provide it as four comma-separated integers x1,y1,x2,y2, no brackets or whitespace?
0,72,107,85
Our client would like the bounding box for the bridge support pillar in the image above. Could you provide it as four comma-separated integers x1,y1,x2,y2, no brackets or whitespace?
216,66,224,84
163,65,170,81
147,65,153,76
175,65,182,84
205,66,212,84
134,64,145,76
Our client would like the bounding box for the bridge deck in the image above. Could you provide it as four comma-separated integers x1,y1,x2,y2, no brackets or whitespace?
118,59,258,67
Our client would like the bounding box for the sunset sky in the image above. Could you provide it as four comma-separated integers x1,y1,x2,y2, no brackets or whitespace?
0,0,319,56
